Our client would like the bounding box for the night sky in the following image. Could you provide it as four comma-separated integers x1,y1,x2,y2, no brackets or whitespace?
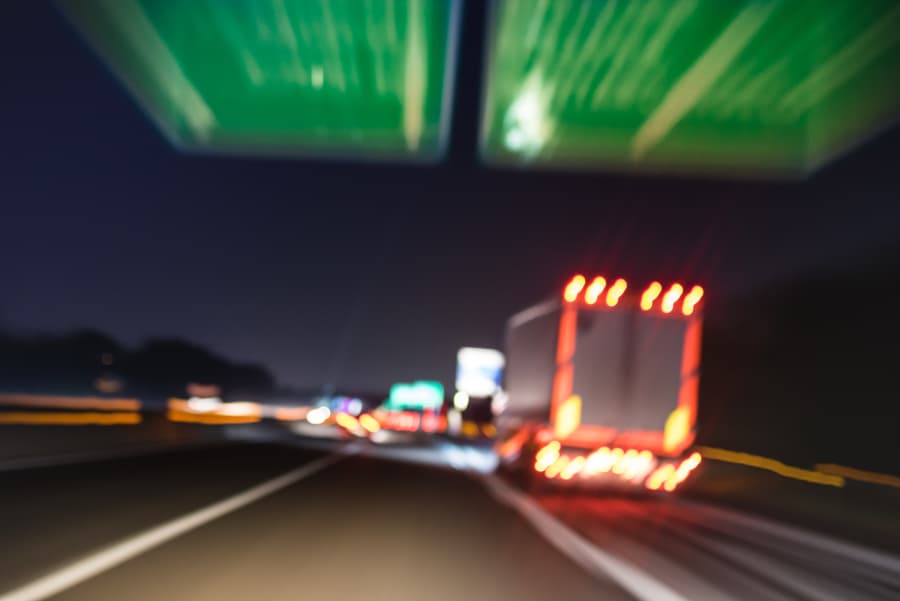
2,3,899,392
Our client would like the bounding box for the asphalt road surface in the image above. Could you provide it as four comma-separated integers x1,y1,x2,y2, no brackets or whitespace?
1,441,898,601
0,443,633,601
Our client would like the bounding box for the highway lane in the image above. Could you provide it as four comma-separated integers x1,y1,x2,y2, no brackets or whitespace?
3,438,899,601
0,443,634,601
0,444,325,593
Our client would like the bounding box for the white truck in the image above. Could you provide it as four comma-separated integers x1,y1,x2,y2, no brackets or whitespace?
496,275,704,491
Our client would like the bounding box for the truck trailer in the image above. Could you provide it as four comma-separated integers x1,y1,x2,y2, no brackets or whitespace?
496,275,704,492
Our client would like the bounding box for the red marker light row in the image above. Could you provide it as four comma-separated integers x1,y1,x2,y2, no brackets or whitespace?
565,275,703,315
564,275,627,307
640,281,704,315
535,443,658,482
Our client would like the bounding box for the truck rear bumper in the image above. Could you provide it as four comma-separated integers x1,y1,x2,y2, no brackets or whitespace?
531,439,702,492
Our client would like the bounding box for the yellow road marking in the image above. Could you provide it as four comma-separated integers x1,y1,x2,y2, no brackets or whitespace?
815,463,900,489
696,446,844,487
167,410,260,425
0,412,141,426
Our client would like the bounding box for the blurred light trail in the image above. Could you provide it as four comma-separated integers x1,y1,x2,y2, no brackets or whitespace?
166,398,262,423
560,455,585,480
640,282,663,311
815,463,900,489
186,383,221,398
167,410,259,425
584,276,607,305
584,447,615,475
681,285,704,315
545,455,570,479
663,452,702,491
461,420,480,438
497,427,531,460
563,274,586,302
645,464,675,491
272,406,309,422
661,283,684,314
698,446,844,487
216,402,262,418
534,441,561,472
0,394,140,412
186,396,222,413
335,412,359,431
605,278,627,307
305,407,331,425
0,411,141,425
359,414,380,434
452,391,469,411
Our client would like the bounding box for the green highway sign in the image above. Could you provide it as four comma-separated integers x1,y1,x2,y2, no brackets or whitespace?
481,0,900,176
386,381,444,411
61,0,461,161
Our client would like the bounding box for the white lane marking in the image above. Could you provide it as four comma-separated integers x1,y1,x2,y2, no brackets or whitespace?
0,454,343,601
481,474,694,601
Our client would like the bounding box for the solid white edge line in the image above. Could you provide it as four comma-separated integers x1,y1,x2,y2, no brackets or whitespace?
480,473,692,601
0,453,344,601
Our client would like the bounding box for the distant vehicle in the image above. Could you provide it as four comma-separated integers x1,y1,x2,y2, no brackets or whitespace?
344,381,446,445
450,347,505,431
496,275,704,492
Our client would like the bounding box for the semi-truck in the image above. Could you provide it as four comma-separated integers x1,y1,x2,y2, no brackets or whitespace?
495,275,704,492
